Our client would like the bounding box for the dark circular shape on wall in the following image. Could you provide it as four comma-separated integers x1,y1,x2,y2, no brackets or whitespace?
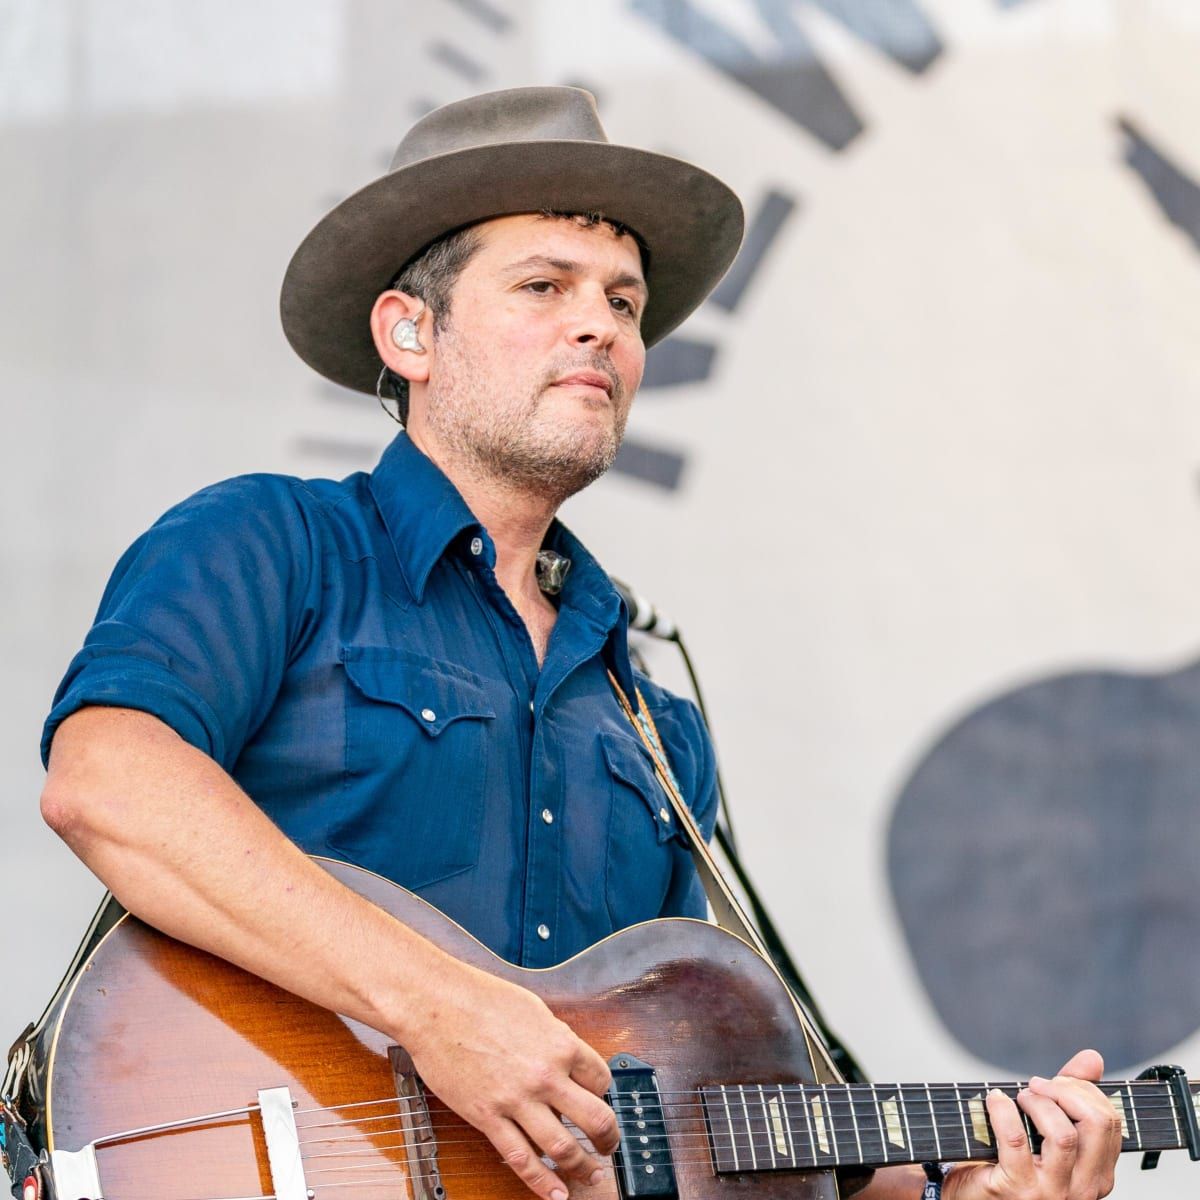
887,661,1200,1073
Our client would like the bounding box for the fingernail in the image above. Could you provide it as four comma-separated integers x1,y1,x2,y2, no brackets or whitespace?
589,1169,605,1186
551,1190,568,1200
1029,1075,1047,1086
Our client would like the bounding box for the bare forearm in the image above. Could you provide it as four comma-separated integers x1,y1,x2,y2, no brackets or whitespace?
857,1165,928,1200
41,706,457,1045
42,704,620,1200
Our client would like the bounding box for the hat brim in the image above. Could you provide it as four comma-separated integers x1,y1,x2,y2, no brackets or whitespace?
280,140,744,395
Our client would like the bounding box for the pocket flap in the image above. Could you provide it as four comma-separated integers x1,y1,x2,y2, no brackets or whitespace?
341,647,496,737
599,730,679,843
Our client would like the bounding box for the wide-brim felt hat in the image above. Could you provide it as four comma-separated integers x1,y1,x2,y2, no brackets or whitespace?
280,86,744,395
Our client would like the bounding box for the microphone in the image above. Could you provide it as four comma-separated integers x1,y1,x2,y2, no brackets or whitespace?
610,576,677,641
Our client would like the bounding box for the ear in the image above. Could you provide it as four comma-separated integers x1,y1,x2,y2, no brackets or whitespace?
370,290,432,385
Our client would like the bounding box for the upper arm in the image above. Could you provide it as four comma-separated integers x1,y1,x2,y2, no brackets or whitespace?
42,475,322,773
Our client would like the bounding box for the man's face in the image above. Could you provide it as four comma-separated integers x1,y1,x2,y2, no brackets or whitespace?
415,213,647,501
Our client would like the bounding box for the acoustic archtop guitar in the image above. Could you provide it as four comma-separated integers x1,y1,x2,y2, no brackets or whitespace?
20,858,1200,1199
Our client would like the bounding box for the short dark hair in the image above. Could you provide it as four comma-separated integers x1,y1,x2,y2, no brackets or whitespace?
378,211,648,425
380,223,484,424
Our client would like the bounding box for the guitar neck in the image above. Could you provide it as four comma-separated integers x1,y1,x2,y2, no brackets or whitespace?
699,1078,1200,1172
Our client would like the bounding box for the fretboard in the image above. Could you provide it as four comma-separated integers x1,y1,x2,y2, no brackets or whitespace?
698,1079,1200,1173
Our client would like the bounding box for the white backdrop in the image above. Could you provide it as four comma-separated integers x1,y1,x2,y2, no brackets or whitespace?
5,1,1200,1194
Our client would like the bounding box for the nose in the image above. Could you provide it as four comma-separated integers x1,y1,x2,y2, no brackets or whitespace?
564,286,621,349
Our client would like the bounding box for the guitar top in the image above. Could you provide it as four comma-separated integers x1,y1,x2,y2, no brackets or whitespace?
24,858,1200,1200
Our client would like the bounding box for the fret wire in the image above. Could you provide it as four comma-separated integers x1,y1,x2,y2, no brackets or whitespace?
740,1084,758,1171
977,1081,991,1163
823,1083,840,1166
1166,1081,1183,1149
720,1084,739,1172
759,1084,777,1171
924,1082,942,1161
1124,1081,1141,1150
780,1083,798,1166
848,1082,864,1164
955,1082,970,1160
898,1084,916,1161
871,1081,888,1164
802,1078,819,1166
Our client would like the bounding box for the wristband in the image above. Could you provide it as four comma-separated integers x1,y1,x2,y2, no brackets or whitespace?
922,1162,954,1198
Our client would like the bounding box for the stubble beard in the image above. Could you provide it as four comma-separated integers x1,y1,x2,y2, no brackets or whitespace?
424,322,631,506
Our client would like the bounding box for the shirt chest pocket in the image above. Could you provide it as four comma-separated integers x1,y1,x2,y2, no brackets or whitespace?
601,729,687,930
331,646,497,890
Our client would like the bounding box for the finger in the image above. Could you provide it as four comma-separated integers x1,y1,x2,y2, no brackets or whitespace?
1018,1082,1080,1192
491,1116,572,1200
570,1041,613,1098
986,1088,1038,1191
1056,1048,1104,1082
566,1089,619,1157
1028,1074,1123,1193
520,1103,606,1184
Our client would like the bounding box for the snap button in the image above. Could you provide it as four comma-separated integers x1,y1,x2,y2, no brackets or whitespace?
537,923,550,941
541,808,554,825
469,536,483,556
659,807,671,823
420,708,437,722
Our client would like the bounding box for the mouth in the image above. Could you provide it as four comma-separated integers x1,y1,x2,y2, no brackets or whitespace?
552,371,614,398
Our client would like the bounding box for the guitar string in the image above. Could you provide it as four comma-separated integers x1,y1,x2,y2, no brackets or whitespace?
293,1099,1191,1150
291,1109,1190,1162
293,1079,1191,1121
290,1120,1189,1170
293,1091,1191,1142
294,1101,1191,1148
292,1094,1190,1137
291,1128,1193,1196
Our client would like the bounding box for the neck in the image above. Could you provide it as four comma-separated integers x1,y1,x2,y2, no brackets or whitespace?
695,1075,1200,1174
406,425,557,614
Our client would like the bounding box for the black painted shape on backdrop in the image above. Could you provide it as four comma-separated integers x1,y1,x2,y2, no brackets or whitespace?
630,0,943,150
643,338,718,389
614,436,687,490
887,659,1200,1074
643,186,800,391
445,0,514,34
788,0,942,71
429,40,489,83
711,189,801,312
1118,116,1200,255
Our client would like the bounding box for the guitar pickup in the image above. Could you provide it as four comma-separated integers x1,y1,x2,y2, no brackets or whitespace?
607,1054,677,1198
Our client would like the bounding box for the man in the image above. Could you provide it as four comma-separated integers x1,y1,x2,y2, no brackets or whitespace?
38,88,1122,1200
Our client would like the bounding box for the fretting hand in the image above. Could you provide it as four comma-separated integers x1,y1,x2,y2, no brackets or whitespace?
945,1050,1123,1200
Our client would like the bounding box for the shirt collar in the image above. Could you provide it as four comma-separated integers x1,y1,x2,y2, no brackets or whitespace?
367,434,638,698
545,520,638,701
367,433,480,603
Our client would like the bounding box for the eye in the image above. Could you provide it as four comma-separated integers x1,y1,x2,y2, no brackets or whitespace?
609,295,640,319
523,279,558,295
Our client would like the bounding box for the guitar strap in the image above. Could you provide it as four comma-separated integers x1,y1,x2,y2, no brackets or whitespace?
3,891,125,1118
2,680,847,1135
607,672,844,1085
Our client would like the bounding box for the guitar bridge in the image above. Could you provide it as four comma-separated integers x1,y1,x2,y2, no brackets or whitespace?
390,1046,447,1200
607,1054,677,1198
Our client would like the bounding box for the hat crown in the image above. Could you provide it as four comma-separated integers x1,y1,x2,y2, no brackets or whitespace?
390,87,609,173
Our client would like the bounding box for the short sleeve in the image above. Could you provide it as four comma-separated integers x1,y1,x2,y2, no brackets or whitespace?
42,475,322,770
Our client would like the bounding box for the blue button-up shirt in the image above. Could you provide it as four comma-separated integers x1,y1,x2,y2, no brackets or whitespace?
43,434,716,967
